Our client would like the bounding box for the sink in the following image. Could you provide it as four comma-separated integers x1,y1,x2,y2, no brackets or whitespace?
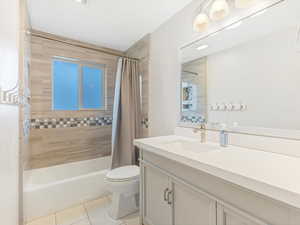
159,140,219,154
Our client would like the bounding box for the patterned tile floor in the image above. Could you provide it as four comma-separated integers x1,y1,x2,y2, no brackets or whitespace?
26,196,140,225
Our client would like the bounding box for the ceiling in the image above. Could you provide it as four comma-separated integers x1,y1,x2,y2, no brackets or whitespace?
27,0,193,51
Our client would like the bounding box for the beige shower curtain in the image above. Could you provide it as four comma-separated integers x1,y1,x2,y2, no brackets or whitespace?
111,58,142,169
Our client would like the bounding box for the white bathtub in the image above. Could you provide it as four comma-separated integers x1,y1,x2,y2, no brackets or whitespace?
24,157,111,222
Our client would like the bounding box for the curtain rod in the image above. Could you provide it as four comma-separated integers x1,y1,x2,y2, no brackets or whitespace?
29,30,139,61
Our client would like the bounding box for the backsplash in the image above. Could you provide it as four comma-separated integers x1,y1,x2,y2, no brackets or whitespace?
181,115,205,124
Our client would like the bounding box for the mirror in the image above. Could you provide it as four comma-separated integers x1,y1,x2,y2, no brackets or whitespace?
180,0,300,139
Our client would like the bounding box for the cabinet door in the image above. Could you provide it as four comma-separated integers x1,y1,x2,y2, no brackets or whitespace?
217,204,269,225
172,180,217,225
142,165,172,225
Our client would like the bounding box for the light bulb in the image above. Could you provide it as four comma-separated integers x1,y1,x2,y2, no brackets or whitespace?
210,0,230,21
193,13,210,32
235,0,257,8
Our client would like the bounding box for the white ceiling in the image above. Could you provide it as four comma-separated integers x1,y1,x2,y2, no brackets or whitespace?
27,0,193,51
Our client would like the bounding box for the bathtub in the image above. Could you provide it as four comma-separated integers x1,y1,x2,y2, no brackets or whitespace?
23,156,111,222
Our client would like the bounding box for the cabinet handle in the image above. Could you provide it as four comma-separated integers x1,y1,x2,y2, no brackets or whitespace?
164,188,169,202
167,190,173,205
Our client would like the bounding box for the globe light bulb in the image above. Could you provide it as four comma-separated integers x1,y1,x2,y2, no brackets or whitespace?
193,13,210,32
209,0,230,21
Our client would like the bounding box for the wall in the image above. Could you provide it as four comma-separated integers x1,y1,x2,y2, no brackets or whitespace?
126,34,150,137
0,0,21,224
29,35,120,169
149,0,204,136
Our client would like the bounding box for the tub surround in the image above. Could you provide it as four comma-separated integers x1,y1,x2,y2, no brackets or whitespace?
28,31,150,169
29,34,119,169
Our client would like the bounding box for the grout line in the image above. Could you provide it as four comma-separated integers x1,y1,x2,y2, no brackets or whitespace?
54,212,57,225
82,202,92,225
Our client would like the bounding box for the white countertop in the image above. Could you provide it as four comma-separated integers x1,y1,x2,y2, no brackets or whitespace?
134,135,300,209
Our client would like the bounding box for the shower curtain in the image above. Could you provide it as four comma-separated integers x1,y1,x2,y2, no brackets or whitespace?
111,57,142,169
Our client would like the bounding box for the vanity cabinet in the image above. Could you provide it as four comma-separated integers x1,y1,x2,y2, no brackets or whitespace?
139,150,300,225
143,165,172,225
172,180,217,225
142,163,217,225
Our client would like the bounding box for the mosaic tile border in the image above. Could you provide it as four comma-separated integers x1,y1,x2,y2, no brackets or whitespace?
31,116,149,129
31,116,112,129
181,115,205,124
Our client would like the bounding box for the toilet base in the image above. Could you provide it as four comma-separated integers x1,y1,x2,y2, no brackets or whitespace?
108,192,139,220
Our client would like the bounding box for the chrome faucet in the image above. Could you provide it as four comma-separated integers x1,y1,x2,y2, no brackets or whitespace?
193,119,206,143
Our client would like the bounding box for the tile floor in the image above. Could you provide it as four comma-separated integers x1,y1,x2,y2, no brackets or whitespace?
26,196,140,225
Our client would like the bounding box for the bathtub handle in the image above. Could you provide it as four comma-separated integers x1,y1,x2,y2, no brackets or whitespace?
164,188,169,202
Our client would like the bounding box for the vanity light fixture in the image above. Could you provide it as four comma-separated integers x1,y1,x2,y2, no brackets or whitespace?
197,45,209,50
225,21,243,30
193,13,210,32
209,0,230,21
74,0,87,4
193,0,264,33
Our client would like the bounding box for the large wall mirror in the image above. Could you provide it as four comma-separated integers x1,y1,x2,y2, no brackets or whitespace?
179,0,300,139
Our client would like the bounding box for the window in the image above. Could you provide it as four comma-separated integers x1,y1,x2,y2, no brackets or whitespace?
52,58,105,110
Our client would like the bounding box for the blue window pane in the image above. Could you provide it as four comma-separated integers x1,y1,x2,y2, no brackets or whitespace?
82,66,103,109
53,60,79,110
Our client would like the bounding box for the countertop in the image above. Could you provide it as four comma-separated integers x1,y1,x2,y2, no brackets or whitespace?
134,135,300,209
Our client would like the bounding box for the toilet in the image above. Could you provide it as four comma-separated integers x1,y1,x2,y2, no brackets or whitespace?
105,165,140,220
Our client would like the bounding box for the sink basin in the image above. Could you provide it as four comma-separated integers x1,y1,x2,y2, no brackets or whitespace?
159,140,219,154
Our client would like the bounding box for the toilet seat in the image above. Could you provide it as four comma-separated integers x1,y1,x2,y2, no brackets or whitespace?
106,165,139,182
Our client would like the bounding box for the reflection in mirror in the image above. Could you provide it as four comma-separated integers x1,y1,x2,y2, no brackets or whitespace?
181,58,207,124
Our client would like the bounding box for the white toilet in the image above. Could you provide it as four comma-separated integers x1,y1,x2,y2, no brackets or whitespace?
105,165,140,220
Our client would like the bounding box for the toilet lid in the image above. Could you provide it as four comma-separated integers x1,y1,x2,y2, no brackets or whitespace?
106,165,140,181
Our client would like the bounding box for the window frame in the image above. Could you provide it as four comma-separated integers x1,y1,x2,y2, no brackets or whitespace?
52,56,107,111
